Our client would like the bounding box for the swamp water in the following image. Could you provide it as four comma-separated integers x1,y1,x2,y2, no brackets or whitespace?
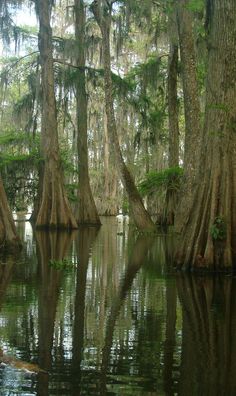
0,217,235,395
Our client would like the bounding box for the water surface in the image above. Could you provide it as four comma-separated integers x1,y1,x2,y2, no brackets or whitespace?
0,217,235,395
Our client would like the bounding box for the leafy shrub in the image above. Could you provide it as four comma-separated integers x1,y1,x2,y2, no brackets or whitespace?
210,217,226,241
139,166,183,197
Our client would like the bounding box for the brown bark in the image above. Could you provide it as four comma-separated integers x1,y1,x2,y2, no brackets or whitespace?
0,175,21,251
103,110,118,215
166,10,180,225
168,12,179,169
74,0,101,225
36,0,77,229
175,0,236,270
91,1,156,231
174,0,202,233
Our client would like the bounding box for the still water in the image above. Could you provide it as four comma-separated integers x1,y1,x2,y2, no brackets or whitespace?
0,217,235,395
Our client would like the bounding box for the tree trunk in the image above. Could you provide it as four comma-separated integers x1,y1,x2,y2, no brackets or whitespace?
168,12,179,169
0,176,21,251
103,110,119,215
175,0,236,271
174,0,202,232
36,0,77,229
166,9,179,225
74,0,101,225
91,1,156,231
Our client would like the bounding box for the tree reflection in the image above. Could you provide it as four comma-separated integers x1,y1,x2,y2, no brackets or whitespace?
0,259,14,309
163,235,177,396
99,234,155,395
36,230,75,395
71,227,98,395
163,278,177,396
177,275,236,396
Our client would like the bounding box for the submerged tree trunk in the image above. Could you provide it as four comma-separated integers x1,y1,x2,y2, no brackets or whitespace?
74,0,101,225
175,0,236,270
36,0,77,229
174,0,202,232
0,176,21,251
91,1,156,231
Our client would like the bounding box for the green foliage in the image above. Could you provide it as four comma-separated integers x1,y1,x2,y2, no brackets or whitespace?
186,0,205,13
0,130,40,210
122,198,129,215
139,167,183,196
65,183,79,203
210,217,226,241
49,258,74,271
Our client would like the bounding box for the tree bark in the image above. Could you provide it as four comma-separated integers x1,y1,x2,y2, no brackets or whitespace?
91,1,156,231
36,0,77,229
175,0,236,270
0,175,21,251
174,0,202,232
103,110,119,215
166,9,179,225
74,0,101,225
168,11,179,169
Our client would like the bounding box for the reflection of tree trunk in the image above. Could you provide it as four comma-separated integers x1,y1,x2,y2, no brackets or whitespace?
36,231,74,395
177,275,236,396
71,227,98,395
99,234,154,395
0,259,14,309
163,279,177,396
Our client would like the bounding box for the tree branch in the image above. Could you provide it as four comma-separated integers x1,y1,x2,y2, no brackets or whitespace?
0,51,39,78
